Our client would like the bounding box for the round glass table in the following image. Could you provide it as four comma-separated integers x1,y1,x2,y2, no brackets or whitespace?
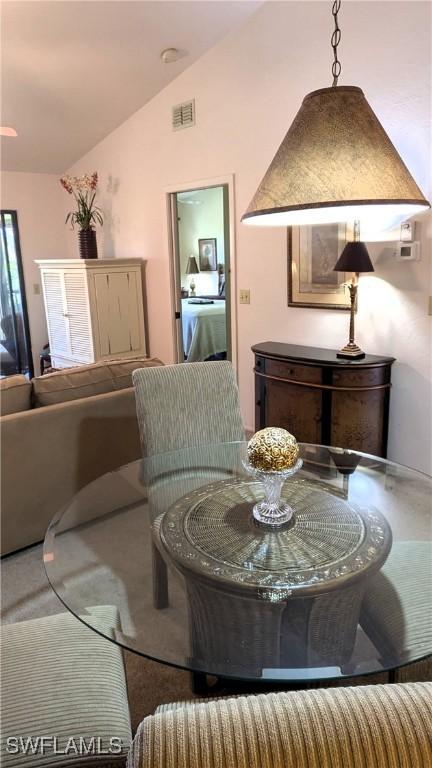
44,442,432,684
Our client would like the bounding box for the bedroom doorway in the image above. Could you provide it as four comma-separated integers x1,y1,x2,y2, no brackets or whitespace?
167,178,235,367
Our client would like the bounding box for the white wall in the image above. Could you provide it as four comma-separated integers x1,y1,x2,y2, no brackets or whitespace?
64,1,431,472
178,186,224,295
1,171,70,373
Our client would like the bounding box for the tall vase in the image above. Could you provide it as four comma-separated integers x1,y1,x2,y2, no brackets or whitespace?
78,229,98,259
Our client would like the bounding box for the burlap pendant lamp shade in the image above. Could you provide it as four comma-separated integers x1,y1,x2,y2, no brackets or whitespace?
242,86,430,227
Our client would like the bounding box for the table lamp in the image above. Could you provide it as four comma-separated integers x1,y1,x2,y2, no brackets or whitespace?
185,255,199,297
333,230,374,359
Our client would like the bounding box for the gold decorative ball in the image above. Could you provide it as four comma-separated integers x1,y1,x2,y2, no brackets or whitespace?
247,427,299,472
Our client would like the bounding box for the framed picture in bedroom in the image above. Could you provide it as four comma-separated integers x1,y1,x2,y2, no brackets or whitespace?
288,223,353,310
198,238,217,271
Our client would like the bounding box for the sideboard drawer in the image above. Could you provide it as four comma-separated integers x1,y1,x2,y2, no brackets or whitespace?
332,367,389,387
265,359,322,384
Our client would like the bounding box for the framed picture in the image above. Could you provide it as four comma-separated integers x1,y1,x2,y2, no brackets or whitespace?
288,223,353,310
198,238,217,271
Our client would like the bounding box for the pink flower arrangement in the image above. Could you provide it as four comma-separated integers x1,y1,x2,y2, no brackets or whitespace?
60,172,103,230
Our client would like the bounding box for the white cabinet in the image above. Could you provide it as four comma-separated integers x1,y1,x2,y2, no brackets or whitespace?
36,259,147,368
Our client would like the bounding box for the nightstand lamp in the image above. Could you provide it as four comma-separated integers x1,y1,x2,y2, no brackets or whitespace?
185,256,199,297
333,238,374,359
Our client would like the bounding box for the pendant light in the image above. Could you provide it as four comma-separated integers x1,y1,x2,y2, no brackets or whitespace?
242,1,430,230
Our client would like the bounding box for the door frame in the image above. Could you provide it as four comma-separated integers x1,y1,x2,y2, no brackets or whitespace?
164,174,238,373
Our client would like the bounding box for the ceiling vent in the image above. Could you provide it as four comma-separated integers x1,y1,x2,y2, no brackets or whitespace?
172,100,195,131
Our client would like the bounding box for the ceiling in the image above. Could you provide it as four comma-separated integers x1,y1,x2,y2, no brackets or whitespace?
1,1,261,174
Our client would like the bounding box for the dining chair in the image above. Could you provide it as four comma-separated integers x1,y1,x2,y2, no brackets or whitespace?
1,606,132,768
132,361,245,456
360,541,432,683
132,361,245,611
129,683,432,768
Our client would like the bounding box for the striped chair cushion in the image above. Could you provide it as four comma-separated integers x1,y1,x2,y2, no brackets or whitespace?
132,361,245,458
360,541,432,682
1,607,132,768
130,683,432,768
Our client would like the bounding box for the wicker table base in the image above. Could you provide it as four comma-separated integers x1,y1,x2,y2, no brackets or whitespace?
160,477,392,674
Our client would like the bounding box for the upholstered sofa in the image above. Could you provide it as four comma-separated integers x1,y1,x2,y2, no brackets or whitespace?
0,357,162,556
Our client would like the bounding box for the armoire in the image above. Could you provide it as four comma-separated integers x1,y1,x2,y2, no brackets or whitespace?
36,258,147,369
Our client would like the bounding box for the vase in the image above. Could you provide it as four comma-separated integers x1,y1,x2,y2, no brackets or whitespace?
242,458,303,528
78,229,98,259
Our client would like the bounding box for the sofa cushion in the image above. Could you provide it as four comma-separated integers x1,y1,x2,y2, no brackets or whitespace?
32,357,163,407
0,375,32,416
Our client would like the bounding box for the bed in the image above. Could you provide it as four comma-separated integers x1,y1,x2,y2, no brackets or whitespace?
181,299,227,362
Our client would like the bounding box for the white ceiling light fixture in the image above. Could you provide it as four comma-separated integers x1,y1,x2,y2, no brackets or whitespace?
242,0,430,231
0,127,17,137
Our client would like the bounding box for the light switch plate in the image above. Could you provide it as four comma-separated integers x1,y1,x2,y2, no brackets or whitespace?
33,283,41,295
239,289,250,304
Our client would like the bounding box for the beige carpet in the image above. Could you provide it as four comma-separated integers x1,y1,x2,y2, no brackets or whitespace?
1,543,196,732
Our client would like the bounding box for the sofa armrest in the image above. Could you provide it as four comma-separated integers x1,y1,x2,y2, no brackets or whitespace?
1,387,141,555
129,683,432,768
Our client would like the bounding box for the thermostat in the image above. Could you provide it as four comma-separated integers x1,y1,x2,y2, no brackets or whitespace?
395,241,421,261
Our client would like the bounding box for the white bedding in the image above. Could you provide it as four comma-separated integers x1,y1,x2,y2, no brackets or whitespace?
181,299,227,362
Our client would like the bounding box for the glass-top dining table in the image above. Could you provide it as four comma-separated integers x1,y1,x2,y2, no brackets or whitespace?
43,442,432,686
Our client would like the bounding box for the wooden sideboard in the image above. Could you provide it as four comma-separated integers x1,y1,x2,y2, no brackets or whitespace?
252,342,395,457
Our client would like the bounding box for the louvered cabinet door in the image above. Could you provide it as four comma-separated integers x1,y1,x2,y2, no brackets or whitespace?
41,271,70,359
63,271,93,363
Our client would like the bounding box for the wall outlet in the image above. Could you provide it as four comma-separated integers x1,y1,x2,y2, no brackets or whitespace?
239,289,250,304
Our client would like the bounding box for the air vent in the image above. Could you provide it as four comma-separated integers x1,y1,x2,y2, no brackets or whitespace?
172,99,195,131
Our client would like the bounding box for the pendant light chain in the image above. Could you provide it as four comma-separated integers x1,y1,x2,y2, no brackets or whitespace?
331,0,342,86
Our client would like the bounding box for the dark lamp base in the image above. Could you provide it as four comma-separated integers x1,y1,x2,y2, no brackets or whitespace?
337,342,365,360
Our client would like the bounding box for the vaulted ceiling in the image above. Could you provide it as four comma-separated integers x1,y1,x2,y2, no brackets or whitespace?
1,1,261,173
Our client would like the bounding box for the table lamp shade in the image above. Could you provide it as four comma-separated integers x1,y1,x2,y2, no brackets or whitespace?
334,241,374,273
242,86,430,227
186,256,199,275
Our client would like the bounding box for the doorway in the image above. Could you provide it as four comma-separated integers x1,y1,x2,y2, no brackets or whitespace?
0,211,33,377
167,180,235,367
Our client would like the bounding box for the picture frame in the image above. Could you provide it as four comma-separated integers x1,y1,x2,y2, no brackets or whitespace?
198,238,217,271
287,223,353,310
